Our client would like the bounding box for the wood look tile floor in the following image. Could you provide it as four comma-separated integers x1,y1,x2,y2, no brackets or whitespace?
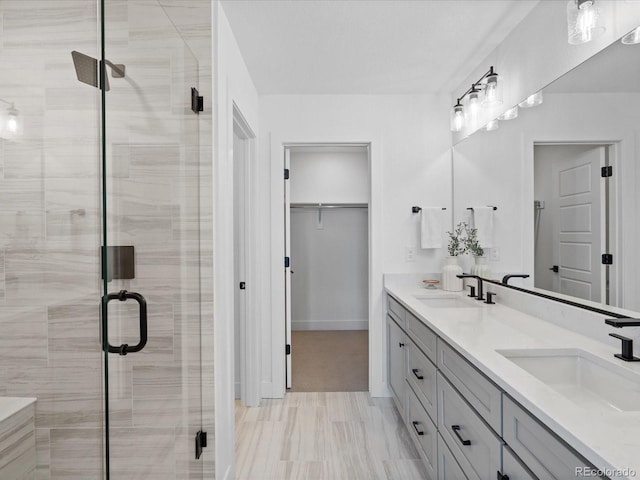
235,392,428,480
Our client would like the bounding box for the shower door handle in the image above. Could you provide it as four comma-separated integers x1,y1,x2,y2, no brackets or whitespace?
102,290,148,355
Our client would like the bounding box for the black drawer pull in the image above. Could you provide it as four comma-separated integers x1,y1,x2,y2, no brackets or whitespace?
497,471,510,480
411,368,424,380
399,342,405,348
412,421,425,436
451,425,471,446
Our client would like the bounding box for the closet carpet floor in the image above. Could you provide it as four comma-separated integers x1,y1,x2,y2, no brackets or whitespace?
235,392,428,480
290,330,368,392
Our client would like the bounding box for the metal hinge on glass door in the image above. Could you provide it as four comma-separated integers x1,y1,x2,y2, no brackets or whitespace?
191,87,203,114
195,430,207,460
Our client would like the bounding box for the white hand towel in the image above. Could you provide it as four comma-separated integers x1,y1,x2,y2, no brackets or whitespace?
420,207,443,249
472,207,495,249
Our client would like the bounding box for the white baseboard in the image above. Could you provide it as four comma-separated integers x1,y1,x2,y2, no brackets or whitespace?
292,320,368,331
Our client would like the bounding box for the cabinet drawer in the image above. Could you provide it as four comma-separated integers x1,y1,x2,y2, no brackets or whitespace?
407,339,437,422
387,295,405,326
407,385,437,480
437,339,502,433
437,372,502,480
437,433,468,480
503,397,599,479
501,445,538,480
407,311,437,362
388,316,406,417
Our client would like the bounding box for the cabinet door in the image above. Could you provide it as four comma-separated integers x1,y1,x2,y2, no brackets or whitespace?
503,397,598,479
407,339,437,423
437,339,502,433
501,445,538,480
387,295,406,327
437,372,502,480
438,434,468,480
388,315,406,416
407,385,437,480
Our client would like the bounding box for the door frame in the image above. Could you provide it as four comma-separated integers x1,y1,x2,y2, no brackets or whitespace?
526,137,620,307
276,142,376,397
232,104,260,407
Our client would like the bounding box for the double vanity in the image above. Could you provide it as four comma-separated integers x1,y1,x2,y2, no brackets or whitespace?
386,277,640,480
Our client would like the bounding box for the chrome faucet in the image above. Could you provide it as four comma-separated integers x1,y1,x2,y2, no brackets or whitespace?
502,274,530,285
457,274,484,301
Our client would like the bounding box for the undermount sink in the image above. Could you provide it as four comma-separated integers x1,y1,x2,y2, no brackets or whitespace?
413,294,479,309
497,348,640,412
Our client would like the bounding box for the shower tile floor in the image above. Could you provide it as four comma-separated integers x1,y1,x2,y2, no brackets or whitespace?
235,392,428,479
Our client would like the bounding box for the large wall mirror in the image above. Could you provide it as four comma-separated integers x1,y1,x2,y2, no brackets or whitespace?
453,28,640,313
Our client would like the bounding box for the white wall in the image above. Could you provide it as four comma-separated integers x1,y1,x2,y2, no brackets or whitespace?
290,149,369,203
290,208,369,330
213,1,260,478
453,93,640,310
452,0,640,141
260,94,451,398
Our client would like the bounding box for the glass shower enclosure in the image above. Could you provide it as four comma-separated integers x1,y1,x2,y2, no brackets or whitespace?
0,1,209,478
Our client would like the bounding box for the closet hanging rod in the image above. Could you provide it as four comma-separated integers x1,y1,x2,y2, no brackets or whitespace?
290,203,368,209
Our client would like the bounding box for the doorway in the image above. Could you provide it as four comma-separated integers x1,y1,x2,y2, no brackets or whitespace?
533,143,616,305
284,145,370,392
233,105,259,406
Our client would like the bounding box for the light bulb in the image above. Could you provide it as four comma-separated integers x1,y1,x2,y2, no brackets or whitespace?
7,116,17,133
567,0,605,45
450,103,465,132
518,91,543,108
481,73,502,107
465,89,481,127
622,26,640,45
498,105,518,121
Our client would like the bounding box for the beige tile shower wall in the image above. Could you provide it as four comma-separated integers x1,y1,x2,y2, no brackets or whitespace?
0,1,103,479
0,0,213,479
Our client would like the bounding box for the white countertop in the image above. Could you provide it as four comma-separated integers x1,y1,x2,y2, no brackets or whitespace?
386,282,640,480
0,397,36,424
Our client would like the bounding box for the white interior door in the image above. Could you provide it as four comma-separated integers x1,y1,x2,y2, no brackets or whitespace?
233,128,246,400
548,145,605,302
284,148,292,389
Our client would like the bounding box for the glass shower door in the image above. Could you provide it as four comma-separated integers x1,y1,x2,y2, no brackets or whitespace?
100,1,203,478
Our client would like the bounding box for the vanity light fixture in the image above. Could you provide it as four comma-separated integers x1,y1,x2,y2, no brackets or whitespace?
621,26,640,44
0,99,23,139
449,66,502,132
518,91,543,108
567,0,605,45
498,105,518,121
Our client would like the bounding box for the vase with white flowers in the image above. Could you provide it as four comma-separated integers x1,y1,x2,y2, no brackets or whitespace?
442,222,466,291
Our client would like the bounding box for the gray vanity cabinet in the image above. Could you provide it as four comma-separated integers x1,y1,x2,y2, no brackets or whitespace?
386,292,604,480
387,314,406,416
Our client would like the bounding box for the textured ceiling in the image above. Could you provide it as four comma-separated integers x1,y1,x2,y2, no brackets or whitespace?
220,0,539,94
